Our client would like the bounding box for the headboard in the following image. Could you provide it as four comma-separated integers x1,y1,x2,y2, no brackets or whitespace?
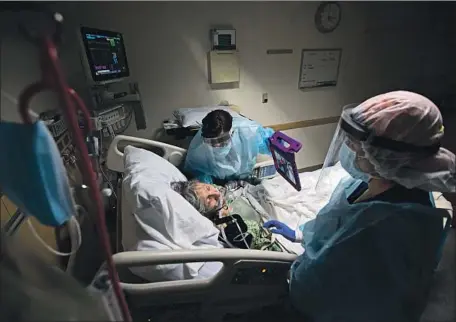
106,135,187,173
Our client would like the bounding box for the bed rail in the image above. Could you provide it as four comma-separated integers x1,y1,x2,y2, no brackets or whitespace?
112,249,296,295
106,135,187,172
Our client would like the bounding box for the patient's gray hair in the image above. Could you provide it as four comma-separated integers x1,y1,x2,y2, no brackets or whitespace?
170,180,213,214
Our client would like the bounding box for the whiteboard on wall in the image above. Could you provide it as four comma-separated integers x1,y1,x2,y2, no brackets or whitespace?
298,49,342,90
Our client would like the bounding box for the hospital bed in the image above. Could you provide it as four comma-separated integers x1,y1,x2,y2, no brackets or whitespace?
105,135,297,320
104,135,454,321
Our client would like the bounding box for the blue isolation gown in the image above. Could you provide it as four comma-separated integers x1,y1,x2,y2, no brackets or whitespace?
289,177,451,322
184,117,274,183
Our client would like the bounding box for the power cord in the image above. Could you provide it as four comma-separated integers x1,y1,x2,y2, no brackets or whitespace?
26,215,82,273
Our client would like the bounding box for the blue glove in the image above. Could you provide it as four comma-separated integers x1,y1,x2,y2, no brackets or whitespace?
263,220,298,242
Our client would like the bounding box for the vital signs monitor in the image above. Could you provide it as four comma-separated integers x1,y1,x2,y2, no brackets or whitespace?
80,27,130,83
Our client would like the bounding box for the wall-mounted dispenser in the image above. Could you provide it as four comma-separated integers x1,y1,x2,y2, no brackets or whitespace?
208,29,239,86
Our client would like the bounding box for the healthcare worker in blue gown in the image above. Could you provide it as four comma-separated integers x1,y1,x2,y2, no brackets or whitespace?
184,109,274,184
264,91,455,322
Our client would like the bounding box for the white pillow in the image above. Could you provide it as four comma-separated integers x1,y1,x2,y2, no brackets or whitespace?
123,145,187,184
122,145,222,281
174,106,241,128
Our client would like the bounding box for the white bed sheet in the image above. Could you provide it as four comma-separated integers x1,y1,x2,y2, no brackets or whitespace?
252,163,349,254
125,164,346,281
254,163,453,255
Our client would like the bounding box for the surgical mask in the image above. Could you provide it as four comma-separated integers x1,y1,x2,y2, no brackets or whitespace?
0,121,75,227
339,143,370,183
213,143,233,157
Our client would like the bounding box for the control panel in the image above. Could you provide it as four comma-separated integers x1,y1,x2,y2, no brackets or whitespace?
253,164,277,180
90,105,130,137
98,106,125,127
101,119,127,137
231,263,289,285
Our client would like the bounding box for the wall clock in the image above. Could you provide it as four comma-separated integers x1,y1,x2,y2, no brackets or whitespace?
315,2,341,34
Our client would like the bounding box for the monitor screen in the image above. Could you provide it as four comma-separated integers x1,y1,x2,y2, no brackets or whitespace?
272,150,297,185
80,27,130,83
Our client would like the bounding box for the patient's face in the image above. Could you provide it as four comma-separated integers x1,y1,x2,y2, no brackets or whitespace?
194,183,222,210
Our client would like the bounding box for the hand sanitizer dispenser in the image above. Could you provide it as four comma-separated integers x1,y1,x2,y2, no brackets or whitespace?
209,29,239,85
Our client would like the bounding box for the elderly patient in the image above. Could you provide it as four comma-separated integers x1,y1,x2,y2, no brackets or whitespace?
171,180,284,252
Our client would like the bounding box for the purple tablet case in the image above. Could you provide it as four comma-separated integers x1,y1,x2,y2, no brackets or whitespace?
269,131,302,191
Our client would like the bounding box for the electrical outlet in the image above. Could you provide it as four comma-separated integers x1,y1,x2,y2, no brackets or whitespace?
262,93,268,103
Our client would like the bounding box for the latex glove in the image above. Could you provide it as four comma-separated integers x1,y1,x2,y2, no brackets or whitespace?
263,220,302,242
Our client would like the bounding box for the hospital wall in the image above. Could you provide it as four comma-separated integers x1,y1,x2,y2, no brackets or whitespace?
2,3,456,171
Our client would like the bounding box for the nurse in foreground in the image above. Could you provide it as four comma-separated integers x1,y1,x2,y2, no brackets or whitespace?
265,91,454,322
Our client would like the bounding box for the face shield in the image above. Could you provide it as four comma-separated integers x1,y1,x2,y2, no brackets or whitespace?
202,130,232,148
184,118,275,181
316,104,441,191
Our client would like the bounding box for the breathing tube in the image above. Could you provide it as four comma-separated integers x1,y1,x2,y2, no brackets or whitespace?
205,197,251,249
